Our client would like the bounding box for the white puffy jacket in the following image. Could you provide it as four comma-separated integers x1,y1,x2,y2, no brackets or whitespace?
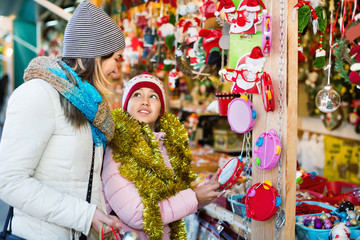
0,79,106,240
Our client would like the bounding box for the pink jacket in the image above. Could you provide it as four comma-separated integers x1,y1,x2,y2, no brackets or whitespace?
102,132,199,239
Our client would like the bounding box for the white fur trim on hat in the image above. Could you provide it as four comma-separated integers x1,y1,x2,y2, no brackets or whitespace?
245,6,260,11
315,49,326,58
350,63,360,71
246,56,266,66
224,7,236,13
122,74,166,116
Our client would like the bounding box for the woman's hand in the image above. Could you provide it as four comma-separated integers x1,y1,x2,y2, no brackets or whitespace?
92,208,122,236
194,168,222,205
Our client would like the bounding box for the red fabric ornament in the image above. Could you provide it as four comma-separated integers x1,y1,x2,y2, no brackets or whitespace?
248,46,263,60
350,45,360,63
216,0,235,14
200,0,217,20
239,0,266,12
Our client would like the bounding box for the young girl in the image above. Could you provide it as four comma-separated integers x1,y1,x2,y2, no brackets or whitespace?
102,73,221,239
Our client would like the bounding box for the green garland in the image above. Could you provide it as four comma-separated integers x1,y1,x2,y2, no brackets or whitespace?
109,109,197,240
334,39,356,84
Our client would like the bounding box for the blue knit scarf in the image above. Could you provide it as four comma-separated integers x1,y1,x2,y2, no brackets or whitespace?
23,56,114,147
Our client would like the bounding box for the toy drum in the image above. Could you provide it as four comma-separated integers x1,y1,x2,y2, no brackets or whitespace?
253,129,281,170
260,72,275,112
227,95,257,134
245,181,281,221
217,156,244,190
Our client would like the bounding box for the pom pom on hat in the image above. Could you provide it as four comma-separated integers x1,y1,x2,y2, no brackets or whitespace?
63,2,125,58
122,73,166,116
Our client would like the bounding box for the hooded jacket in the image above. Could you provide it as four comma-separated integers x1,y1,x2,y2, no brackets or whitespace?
0,60,106,240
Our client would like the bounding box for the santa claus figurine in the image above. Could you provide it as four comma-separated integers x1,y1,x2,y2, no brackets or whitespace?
220,46,266,94
168,69,179,91
227,0,267,34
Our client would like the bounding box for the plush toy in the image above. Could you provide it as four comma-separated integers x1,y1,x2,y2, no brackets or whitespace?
197,0,225,68
178,17,201,44
200,0,220,29
198,28,223,68
168,69,179,91
158,21,176,71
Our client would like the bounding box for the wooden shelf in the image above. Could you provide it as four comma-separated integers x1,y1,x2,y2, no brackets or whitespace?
298,116,360,141
202,203,251,235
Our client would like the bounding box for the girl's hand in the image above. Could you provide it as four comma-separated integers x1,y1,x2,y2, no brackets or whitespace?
92,208,122,236
208,168,221,184
194,169,222,205
194,181,222,205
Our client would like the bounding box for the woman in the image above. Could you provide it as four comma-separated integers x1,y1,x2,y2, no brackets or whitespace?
102,73,221,239
0,2,125,239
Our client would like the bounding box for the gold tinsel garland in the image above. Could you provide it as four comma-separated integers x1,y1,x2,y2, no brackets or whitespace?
109,109,197,240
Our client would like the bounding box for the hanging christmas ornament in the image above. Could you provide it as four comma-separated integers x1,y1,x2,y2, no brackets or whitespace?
315,85,341,113
320,106,344,130
292,1,319,63
315,4,341,113
312,1,327,69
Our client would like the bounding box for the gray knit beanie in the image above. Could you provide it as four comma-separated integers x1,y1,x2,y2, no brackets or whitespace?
62,2,125,58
